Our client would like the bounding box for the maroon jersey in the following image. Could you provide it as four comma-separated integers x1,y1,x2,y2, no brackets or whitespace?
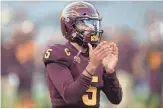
146,45,163,93
43,42,122,108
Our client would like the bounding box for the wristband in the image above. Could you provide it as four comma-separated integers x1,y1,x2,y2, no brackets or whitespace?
85,68,93,76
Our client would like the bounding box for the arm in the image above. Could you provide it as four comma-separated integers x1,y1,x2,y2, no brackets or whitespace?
101,42,122,104
102,70,122,104
45,42,109,104
47,62,93,104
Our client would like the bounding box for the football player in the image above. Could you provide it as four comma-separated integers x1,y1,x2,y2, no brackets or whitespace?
43,1,122,108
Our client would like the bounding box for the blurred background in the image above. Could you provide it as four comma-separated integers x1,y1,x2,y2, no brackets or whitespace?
1,1,163,108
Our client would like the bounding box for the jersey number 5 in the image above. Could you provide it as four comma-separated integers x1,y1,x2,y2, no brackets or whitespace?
82,76,98,106
44,49,52,59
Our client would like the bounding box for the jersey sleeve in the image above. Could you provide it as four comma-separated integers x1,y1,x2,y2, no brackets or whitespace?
43,45,72,68
102,71,122,104
43,44,93,105
47,63,92,105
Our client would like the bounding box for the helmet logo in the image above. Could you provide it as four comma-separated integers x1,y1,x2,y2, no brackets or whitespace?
70,10,80,16
91,35,99,41
71,4,88,9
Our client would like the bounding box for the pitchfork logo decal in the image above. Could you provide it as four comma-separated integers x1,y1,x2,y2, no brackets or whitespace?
69,10,80,16
71,4,88,9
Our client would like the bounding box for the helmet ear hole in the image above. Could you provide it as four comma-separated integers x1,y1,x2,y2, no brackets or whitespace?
83,13,87,15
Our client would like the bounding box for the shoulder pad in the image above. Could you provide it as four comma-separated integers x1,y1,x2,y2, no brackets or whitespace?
43,44,73,68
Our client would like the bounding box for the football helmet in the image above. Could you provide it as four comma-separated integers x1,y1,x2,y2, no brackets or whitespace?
60,1,103,48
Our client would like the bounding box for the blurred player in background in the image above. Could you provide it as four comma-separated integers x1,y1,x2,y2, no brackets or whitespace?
102,26,140,108
11,22,37,107
143,10,163,108
43,1,122,108
1,32,18,107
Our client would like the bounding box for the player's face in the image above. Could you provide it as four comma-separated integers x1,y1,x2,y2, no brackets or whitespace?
76,24,93,37
76,19,100,37
75,19,102,48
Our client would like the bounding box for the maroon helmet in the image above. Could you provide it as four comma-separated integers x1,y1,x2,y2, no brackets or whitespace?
60,1,103,48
